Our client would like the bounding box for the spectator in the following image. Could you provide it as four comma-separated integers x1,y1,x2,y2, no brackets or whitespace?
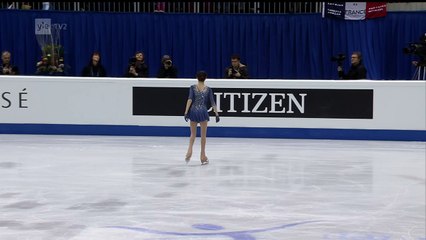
338,51,367,80
21,2,32,10
225,54,249,79
1,51,19,75
42,2,54,10
157,55,178,78
155,2,166,12
36,56,50,75
81,52,107,77
55,57,69,75
35,54,68,76
125,51,148,78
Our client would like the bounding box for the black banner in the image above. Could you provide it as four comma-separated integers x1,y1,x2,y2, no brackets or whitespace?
133,87,373,119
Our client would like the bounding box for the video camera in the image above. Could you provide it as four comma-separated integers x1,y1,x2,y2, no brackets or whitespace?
331,53,346,67
403,33,426,65
129,57,137,66
164,59,172,67
129,57,143,69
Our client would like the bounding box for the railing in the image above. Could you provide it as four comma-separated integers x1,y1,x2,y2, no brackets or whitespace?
1,2,323,14
3,2,426,14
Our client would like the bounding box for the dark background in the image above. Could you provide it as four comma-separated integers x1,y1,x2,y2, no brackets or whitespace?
0,9,425,79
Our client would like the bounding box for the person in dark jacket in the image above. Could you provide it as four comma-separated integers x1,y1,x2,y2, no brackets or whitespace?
1,51,19,75
225,54,249,79
157,55,178,78
125,51,148,78
81,52,107,77
338,51,367,80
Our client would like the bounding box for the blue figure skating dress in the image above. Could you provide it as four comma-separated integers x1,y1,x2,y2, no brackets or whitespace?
187,84,216,123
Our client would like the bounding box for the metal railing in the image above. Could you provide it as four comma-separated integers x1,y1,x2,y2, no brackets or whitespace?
3,2,426,14
1,2,323,14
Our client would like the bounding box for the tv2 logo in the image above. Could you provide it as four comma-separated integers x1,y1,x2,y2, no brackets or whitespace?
35,18,67,35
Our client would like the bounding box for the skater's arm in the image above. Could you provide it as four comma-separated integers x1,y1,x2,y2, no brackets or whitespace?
213,106,219,116
184,99,192,115
209,88,219,117
185,86,194,115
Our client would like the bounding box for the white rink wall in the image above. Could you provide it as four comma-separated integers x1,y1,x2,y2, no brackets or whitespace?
0,76,425,141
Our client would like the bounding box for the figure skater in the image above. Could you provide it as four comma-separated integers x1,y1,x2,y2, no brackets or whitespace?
184,71,220,165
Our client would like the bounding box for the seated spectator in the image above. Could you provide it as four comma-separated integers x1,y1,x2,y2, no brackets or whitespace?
81,52,107,77
225,54,249,79
157,55,178,78
21,2,32,10
1,51,19,75
36,54,68,76
36,56,54,75
55,57,69,75
125,51,148,78
154,2,166,12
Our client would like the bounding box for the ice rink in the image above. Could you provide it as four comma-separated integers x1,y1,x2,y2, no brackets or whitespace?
0,134,424,240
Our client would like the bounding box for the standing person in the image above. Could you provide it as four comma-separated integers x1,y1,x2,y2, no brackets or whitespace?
184,71,220,165
81,52,107,77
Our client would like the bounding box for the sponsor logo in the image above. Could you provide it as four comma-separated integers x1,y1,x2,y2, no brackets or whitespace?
133,87,373,119
35,18,67,35
1,88,28,109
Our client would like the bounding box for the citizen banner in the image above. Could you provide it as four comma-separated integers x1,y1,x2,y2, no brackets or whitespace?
133,87,373,119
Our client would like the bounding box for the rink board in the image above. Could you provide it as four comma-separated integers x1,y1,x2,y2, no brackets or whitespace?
0,76,425,141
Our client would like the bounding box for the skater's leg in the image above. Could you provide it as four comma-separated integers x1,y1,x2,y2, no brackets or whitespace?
186,121,197,160
200,121,208,163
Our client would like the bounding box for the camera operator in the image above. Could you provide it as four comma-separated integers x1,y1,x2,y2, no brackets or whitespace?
225,54,249,79
404,33,426,80
337,51,367,80
125,51,148,78
35,54,66,76
55,57,68,75
412,61,422,67
157,55,178,78
1,51,19,75
406,33,426,67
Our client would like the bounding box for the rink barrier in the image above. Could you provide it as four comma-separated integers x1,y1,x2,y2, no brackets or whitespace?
0,76,425,141
0,124,424,141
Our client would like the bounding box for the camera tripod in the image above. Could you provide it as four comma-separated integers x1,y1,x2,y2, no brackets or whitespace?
412,64,426,80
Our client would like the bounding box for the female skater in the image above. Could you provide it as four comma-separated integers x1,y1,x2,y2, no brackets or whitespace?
184,71,220,165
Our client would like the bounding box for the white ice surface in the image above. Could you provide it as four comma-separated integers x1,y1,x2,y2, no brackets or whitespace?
0,134,424,240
